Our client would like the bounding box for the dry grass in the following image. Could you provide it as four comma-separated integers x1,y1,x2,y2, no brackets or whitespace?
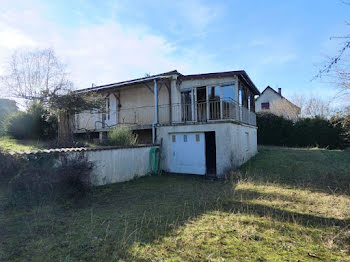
1,146,350,261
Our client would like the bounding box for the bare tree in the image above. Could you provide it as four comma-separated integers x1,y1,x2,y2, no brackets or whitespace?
332,61,350,101
1,48,71,102
314,2,350,100
1,48,105,146
331,106,350,144
291,94,334,119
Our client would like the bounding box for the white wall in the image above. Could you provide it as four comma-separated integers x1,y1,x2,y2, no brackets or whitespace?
157,122,257,178
11,145,157,186
255,88,281,112
255,88,300,120
86,145,156,185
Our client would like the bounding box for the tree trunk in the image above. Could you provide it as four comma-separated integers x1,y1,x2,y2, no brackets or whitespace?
58,110,74,146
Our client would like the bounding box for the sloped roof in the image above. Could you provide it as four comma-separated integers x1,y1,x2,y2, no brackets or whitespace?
257,86,300,110
76,70,260,95
76,70,180,94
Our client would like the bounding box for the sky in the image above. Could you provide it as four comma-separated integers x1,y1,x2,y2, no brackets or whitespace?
0,0,349,105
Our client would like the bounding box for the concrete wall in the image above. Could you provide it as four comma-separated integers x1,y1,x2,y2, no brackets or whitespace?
13,145,157,186
86,145,156,185
156,122,257,178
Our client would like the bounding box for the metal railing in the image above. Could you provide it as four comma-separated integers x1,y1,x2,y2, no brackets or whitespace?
74,99,256,132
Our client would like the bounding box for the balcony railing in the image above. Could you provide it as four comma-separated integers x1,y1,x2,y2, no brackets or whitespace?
74,99,256,132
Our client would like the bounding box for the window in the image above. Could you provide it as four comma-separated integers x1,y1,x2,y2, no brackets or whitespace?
172,135,176,142
181,91,192,121
181,91,192,104
196,134,200,142
184,135,188,142
208,86,220,101
261,102,270,110
248,96,251,111
106,96,111,120
239,89,243,105
244,132,250,151
221,84,235,101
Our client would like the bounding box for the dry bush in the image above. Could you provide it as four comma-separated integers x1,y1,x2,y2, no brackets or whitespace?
224,168,243,183
54,154,93,200
0,150,21,183
7,152,93,206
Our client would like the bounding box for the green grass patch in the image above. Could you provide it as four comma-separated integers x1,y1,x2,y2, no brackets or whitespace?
0,136,47,152
1,146,349,261
240,146,350,195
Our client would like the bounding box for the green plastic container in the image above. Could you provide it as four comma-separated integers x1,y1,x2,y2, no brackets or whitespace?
149,147,160,175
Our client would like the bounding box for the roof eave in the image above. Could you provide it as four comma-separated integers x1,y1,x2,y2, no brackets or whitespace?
180,70,260,95
75,73,178,94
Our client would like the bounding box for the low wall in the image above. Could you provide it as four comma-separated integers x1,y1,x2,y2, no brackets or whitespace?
11,144,159,186
87,145,157,185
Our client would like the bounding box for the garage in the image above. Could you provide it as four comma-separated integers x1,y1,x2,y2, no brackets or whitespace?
169,132,210,175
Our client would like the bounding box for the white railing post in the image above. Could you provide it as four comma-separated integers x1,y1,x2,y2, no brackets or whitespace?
191,90,195,122
220,99,223,119
206,87,210,121
154,79,158,124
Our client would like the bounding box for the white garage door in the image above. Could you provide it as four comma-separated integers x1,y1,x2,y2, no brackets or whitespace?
169,133,205,175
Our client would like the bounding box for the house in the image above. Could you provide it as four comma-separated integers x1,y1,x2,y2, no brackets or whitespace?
255,86,301,120
74,70,260,178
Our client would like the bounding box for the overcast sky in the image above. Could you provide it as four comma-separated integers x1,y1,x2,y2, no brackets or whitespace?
0,0,349,104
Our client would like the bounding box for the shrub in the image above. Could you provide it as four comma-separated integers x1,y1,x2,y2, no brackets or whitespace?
257,112,345,149
54,154,93,199
4,112,36,139
0,98,18,136
292,117,344,149
256,112,294,146
106,126,138,146
0,149,20,183
7,152,93,206
27,102,58,139
4,103,57,140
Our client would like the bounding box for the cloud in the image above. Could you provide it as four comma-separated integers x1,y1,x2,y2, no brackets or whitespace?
0,0,221,91
0,27,36,49
175,0,222,33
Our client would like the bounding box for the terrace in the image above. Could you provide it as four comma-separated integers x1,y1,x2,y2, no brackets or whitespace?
73,98,256,133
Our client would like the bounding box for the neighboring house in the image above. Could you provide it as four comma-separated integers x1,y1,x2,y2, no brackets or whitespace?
74,70,260,178
255,86,300,120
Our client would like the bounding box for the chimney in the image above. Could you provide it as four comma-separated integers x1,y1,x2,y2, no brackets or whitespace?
278,88,282,95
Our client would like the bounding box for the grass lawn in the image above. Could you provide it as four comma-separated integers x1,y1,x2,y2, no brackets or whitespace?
0,136,97,152
1,146,350,261
0,136,47,151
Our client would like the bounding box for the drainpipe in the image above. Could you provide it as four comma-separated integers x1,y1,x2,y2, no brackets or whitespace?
152,79,158,144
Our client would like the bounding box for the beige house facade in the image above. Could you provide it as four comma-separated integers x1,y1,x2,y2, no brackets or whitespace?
74,70,260,178
255,86,301,120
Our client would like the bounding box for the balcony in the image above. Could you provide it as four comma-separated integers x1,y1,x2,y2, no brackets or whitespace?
73,99,256,133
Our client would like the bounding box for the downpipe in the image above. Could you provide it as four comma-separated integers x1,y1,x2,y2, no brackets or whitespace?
152,79,158,144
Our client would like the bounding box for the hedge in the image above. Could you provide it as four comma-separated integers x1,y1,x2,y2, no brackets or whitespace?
257,112,345,149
